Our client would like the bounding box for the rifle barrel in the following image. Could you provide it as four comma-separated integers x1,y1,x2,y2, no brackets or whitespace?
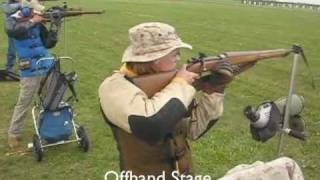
199,48,291,64
41,9,105,21
222,48,292,64
63,10,106,16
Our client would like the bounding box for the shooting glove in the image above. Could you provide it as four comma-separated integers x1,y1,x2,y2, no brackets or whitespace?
39,23,58,49
232,61,257,75
198,61,234,94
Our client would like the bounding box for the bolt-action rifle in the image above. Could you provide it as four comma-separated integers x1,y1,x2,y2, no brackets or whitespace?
132,45,313,97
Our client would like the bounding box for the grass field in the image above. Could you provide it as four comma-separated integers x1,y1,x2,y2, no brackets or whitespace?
0,0,319,179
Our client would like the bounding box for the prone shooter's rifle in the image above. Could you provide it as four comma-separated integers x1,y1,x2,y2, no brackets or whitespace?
132,45,313,97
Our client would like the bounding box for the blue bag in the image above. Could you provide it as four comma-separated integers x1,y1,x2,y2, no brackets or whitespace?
39,106,74,143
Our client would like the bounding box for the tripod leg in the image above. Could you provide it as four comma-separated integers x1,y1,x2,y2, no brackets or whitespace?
277,52,300,156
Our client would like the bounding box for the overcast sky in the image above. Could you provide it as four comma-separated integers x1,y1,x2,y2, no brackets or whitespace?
276,0,320,5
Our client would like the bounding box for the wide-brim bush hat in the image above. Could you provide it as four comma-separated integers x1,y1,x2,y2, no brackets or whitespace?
122,22,192,63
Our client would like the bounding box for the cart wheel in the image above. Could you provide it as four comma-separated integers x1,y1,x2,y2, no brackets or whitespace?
77,126,90,152
33,134,43,162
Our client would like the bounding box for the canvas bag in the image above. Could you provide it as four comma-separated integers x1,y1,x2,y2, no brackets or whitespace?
39,106,74,143
38,60,77,111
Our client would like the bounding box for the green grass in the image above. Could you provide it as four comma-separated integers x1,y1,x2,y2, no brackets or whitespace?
0,0,319,179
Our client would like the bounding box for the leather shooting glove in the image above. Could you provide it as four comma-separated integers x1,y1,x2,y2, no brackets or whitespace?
232,61,257,75
198,61,234,94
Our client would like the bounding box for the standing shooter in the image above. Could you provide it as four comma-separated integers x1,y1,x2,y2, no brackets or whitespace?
6,0,55,149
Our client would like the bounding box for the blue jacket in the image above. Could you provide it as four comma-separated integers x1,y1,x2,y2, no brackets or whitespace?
6,12,54,77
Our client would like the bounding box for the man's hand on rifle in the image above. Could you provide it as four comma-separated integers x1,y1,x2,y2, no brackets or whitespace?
232,61,257,75
176,65,200,85
216,61,234,79
199,61,234,94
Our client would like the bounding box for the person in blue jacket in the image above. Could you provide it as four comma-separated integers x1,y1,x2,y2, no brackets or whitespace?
6,0,54,149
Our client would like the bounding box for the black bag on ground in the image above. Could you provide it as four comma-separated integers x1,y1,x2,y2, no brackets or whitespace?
0,70,19,81
38,61,77,111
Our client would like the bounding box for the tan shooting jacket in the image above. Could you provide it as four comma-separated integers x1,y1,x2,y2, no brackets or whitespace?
99,66,224,177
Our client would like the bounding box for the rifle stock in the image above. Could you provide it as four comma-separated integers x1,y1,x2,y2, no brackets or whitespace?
132,48,293,97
